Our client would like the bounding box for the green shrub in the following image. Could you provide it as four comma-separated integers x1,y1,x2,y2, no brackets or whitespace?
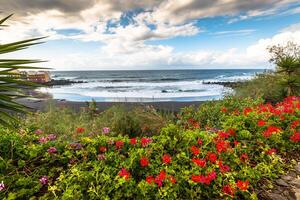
0,97,299,199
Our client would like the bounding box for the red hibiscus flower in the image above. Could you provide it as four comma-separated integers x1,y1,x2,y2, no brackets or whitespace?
236,180,249,191
76,127,85,134
140,157,150,167
257,120,266,127
191,171,217,185
99,146,107,152
130,138,137,145
190,146,200,156
118,168,130,180
192,158,206,167
222,184,235,196
115,140,124,149
162,154,172,165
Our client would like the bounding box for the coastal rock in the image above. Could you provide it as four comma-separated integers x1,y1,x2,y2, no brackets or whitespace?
276,179,289,187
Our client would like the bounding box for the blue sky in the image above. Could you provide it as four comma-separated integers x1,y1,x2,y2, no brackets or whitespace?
1,0,300,70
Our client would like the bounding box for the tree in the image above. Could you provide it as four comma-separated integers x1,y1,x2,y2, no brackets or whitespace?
268,42,300,96
0,14,46,127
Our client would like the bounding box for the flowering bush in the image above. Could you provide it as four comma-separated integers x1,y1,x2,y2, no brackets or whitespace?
0,97,299,199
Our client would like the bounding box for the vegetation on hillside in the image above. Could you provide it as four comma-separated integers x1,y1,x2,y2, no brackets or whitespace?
235,42,300,102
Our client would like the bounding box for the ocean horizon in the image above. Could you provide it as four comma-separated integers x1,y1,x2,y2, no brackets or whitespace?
39,69,265,102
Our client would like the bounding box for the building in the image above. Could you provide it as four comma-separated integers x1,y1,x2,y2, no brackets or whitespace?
26,71,51,83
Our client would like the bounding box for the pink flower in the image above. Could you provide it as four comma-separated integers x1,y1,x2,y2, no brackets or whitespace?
97,154,106,160
38,137,48,144
47,147,57,154
46,134,57,141
35,129,43,135
0,181,5,191
141,137,152,147
118,168,130,180
39,176,49,185
102,127,110,134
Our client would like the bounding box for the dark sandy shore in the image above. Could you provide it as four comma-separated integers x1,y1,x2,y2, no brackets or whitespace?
17,98,205,112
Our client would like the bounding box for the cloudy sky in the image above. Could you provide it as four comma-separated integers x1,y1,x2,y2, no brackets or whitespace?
0,0,300,70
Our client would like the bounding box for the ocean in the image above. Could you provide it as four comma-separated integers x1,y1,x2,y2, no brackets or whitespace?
39,69,265,102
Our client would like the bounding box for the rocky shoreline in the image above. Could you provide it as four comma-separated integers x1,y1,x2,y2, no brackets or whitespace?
43,79,87,86
202,81,246,88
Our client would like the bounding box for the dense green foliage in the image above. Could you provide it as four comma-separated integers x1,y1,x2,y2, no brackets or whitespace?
235,42,300,102
0,97,299,199
0,14,45,127
23,103,172,138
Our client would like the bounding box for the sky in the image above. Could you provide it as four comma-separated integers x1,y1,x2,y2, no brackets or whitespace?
0,0,300,71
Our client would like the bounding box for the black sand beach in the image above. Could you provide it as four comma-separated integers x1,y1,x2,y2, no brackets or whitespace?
18,98,204,112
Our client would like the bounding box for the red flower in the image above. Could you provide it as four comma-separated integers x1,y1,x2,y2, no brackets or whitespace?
243,107,253,115
76,127,85,134
218,131,230,139
291,120,299,129
233,140,240,146
146,176,155,184
140,157,150,167
221,107,227,113
169,175,177,184
236,180,249,191
227,128,236,137
192,158,206,167
290,132,300,142
197,139,203,145
216,140,230,153
240,153,249,162
190,146,200,156
266,148,277,155
263,126,281,138
115,140,124,149
141,137,152,147
99,146,107,152
218,161,230,173
191,171,217,185
154,171,166,187
118,168,130,180
222,184,235,196
130,138,137,145
207,152,217,163
162,154,172,165
257,120,266,127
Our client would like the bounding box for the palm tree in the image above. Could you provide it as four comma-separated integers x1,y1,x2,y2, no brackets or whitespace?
0,14,46,127
268,42,300,96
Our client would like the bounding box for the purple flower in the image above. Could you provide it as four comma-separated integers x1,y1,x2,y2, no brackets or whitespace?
102,127,110,134
47,134,57,141
69,143,82,150
0,181,5,191
97,154,106,160
35,129,43,135
38,137,48,144
47,147,57,154
39,176,49,185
